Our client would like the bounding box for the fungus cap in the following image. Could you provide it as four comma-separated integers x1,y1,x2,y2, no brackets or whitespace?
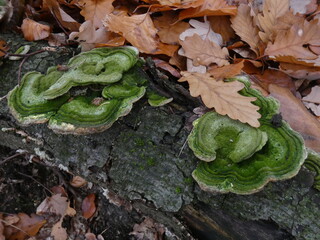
190,76,307,194
43,47,140,100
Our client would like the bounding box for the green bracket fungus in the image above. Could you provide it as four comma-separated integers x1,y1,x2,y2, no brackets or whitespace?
304,149,320,191
7,47,152,134
147,91,173,107
8,67,70,125
188,112,268,162
43,47,139,100
189,76,307,194
48,86,145,134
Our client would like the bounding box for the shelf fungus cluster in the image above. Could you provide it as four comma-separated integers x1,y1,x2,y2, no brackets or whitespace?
8,47,169,134
189,77,307,194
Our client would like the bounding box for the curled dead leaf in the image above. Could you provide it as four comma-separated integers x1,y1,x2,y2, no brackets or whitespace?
21,18,51,41
82,193,96,219
70,176,87,188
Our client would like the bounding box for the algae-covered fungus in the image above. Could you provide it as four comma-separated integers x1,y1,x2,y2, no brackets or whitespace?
189,76,307,194
43,47,139,100
7,47,150,134
7,67,70,125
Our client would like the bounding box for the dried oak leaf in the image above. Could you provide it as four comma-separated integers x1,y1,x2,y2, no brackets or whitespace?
21,18,51,41
3,213,46,240
265,18,320,60
179,72,260,127
251,68,296,93
37,194,76,240
179,0,237,20
208,16,235,43
257,0,289,43
104,13,158,54
82,194,96,219
69,20,125,51
290,0,318,15
208,60,244,79
130,217,165,240
78,0,115,29
43,0,80,31
154,12,189,45
231,4,260,55
280,62,320,80
269,84,320,152
180,34,229,67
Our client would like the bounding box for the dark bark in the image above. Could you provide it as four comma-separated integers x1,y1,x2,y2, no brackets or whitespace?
1,32,319,240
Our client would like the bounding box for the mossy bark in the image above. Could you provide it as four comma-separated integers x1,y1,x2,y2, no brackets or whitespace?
1,33,319,240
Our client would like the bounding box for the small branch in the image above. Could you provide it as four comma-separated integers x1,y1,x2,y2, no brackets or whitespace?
0,49,46,85
50,11,69,36
0,94,7,101
18,56,28,85
0,152,26,166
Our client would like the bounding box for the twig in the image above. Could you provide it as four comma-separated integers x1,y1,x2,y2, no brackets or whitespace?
50,10,69,36
0,152,26,166
18,56,28,85
0,94,7,101
178,137,188,157
16,171,54,195
0,219,31,237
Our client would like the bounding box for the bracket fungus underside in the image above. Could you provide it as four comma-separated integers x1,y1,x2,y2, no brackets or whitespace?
189,77,307,194
8,47,150,134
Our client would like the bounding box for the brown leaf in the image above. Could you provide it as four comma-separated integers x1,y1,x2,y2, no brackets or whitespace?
130,217,165,240
231,4,261,55
0,214,5,240
257,0,289,43
179,0,237,20
0,40,9,57
43,0,80,31
70,176,87,188
82,194,96,219
37,194,76,240
153,58,181,78
21,18,51,41
265,18,320,60
251,69,296,93
290,0,318,15
78,0,115,29
208,16,235,42
269,84,320,152
179,72,261,127
70,20,125,51
104,13,159,54
180,34,229,67
208,60,244,79
280,62,320,80
303,86,320,104
154,12,190,45
3,213,46,240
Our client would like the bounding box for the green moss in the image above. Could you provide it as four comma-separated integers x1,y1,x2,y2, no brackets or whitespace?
146,157,156,166
175,187,182,194
134,137,145,147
